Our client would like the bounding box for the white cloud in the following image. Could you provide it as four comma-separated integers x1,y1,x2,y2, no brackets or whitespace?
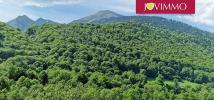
113,0,135,13
0,0,82,7
90,0,135,14
0,1,39,22
183,0,214,26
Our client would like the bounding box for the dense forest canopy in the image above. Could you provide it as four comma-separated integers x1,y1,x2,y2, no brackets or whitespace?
0,21,213,99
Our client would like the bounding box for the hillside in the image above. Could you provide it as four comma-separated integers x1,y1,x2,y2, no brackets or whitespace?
72,11,211,37
7,15,57,31
0,21,213,99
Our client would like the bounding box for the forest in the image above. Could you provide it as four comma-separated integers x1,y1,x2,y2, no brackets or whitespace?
0,21,214,99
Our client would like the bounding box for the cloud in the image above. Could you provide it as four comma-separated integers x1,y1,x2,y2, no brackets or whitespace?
183,0,214,26
112,0,135,13
84,0,135,14
0,0,82,7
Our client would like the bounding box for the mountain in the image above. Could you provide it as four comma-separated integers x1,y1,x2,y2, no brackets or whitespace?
7,15,34,31
94,16,211,36
34,18,57,26
7,15,57,31
72,11,210,36
72,10,123,23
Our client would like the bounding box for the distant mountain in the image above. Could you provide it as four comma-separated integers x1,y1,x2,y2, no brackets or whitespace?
7,15,34,31
7,15,57,31
71,11,210,36
34,18,57,26
72,10,123,23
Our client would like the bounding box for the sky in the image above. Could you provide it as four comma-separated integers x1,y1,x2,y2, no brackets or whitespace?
0,0,214,32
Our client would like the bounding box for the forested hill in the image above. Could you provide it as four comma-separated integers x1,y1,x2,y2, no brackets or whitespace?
72,11,211,37
95,16,211,36
0,22,213,99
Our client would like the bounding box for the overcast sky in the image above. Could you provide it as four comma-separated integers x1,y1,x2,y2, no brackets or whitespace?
0,0,214,32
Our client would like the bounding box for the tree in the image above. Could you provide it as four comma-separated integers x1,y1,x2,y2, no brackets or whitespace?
0,77,9,90
156,74,164,86
194,71,209,83
173,79,180,94
180,67,194,81
38,71,48,85
122,87,142,100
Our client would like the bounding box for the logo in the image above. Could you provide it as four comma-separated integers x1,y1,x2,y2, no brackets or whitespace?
146,3,155,10
136,0,195,14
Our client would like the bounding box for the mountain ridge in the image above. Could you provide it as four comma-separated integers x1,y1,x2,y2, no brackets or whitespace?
34,18,57,25
7,15,34,31
7,15,58,31
72,10,123,23
71,11,211,36
5,10,212,36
